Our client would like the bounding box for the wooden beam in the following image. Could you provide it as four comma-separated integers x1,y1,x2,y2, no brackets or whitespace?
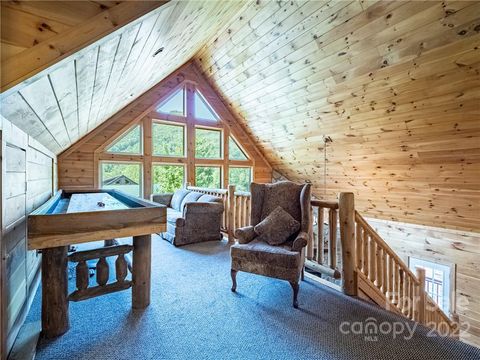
1,1,169,95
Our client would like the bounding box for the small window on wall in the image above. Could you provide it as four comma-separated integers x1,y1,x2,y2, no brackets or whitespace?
229,167,252,192
152,164,185,193
229,136,248,160
409,257,452,314
106,125,142,154
195,166,221,189
157,87,185,116
195,128,222,159
194,90,218,121
152,122,185,157
101,162,142,197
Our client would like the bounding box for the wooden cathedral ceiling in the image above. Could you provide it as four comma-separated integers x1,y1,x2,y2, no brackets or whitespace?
0,0,247,154
194,0,480,232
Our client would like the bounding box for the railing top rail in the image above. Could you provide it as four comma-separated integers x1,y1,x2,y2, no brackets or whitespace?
234,190,251,197
311,199,339,209
186,186,228,195
355,211,420,285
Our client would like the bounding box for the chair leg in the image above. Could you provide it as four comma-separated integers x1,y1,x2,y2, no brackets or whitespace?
290,281,299,308
231,269,238,292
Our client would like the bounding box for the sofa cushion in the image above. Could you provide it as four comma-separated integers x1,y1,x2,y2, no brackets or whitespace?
230,240,301,268
167,208,183,224
171,189,190,211
180,191,204,212
254,206,300,245
198,194,223,204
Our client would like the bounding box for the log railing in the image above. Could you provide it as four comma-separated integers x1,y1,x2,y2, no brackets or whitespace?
305,200,341,281
354,210,459,337
184,185,459,338
68,244,133,301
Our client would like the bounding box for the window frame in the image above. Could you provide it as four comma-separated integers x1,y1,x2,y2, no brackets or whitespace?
99,160,143,197
105,124,143,156
152,119,187,158
194,126,224,160
408,256,455,315
156,86,186,117
228,135,249,161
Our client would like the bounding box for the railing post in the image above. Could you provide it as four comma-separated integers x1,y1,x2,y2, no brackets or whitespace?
227,184,236,244
339,192,356,296
416,267,426,324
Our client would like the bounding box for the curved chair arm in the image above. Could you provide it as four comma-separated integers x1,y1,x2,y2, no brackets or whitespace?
292,231,309,252
151,193,173,207
234,226,256,244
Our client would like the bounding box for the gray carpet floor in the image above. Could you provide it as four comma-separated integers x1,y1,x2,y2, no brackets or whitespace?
26,237,480,360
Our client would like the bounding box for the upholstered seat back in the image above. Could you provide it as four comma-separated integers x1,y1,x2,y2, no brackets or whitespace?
250,181,311,235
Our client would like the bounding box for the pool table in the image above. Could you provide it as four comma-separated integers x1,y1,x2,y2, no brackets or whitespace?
27,189,166,338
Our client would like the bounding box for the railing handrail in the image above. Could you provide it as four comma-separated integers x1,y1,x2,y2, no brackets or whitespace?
310,199,338,209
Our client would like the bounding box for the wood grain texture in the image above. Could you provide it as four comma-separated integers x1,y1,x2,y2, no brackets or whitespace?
0,1,248,156
194,0,480,233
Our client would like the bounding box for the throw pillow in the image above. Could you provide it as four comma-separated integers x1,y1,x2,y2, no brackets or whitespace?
254,206,300,245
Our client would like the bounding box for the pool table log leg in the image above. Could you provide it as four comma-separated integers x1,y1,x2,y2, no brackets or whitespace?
41,246,69,338
132,234,151,309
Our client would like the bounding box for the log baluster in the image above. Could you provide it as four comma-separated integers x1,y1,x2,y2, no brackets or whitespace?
96,257,109,286
328,208,337,270
76,260,89,290
316,207,324,264
116,254,128,282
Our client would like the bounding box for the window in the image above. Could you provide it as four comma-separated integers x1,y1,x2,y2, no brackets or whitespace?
195,128,222,159
195,166,221,189
152,164,185,193
409,257,452,314
229,136,248,160
229,167,252,192
194,90,218,121
157,87,185,116
106,125,142,154
152,122,185,157
101,162,142,197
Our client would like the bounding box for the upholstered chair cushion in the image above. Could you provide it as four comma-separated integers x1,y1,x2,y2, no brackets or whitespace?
230,240,301,269
198,194,223,204
254,206,300,245
170,189,190,211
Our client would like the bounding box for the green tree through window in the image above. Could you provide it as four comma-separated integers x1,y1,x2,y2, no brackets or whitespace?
153,123,185,157
152,164,184,193
195,128,221,159
229,167,251,192
107,125,141,154
196,166,221,188
229,136,248,160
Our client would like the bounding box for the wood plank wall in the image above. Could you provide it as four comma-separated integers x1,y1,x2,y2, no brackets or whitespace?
57,62,271,194
194,0,480,233
0,117,56,358
369,218,480,347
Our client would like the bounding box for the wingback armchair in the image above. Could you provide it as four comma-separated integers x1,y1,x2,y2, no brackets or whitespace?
230,181,312,308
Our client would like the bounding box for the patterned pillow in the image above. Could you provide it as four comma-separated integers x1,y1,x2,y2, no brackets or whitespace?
254,206,300,245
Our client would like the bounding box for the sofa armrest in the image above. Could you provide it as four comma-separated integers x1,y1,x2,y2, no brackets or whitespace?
292,231,309,252
234,226,256,244
183,202,224,216
151,193,173,207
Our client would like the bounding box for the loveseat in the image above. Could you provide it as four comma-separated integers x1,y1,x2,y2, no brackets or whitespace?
151,189,224,246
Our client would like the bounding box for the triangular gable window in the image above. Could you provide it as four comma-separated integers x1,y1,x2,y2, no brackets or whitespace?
107,124,142,154
157,87,185,116
229,136,248,160
194,90,218,121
